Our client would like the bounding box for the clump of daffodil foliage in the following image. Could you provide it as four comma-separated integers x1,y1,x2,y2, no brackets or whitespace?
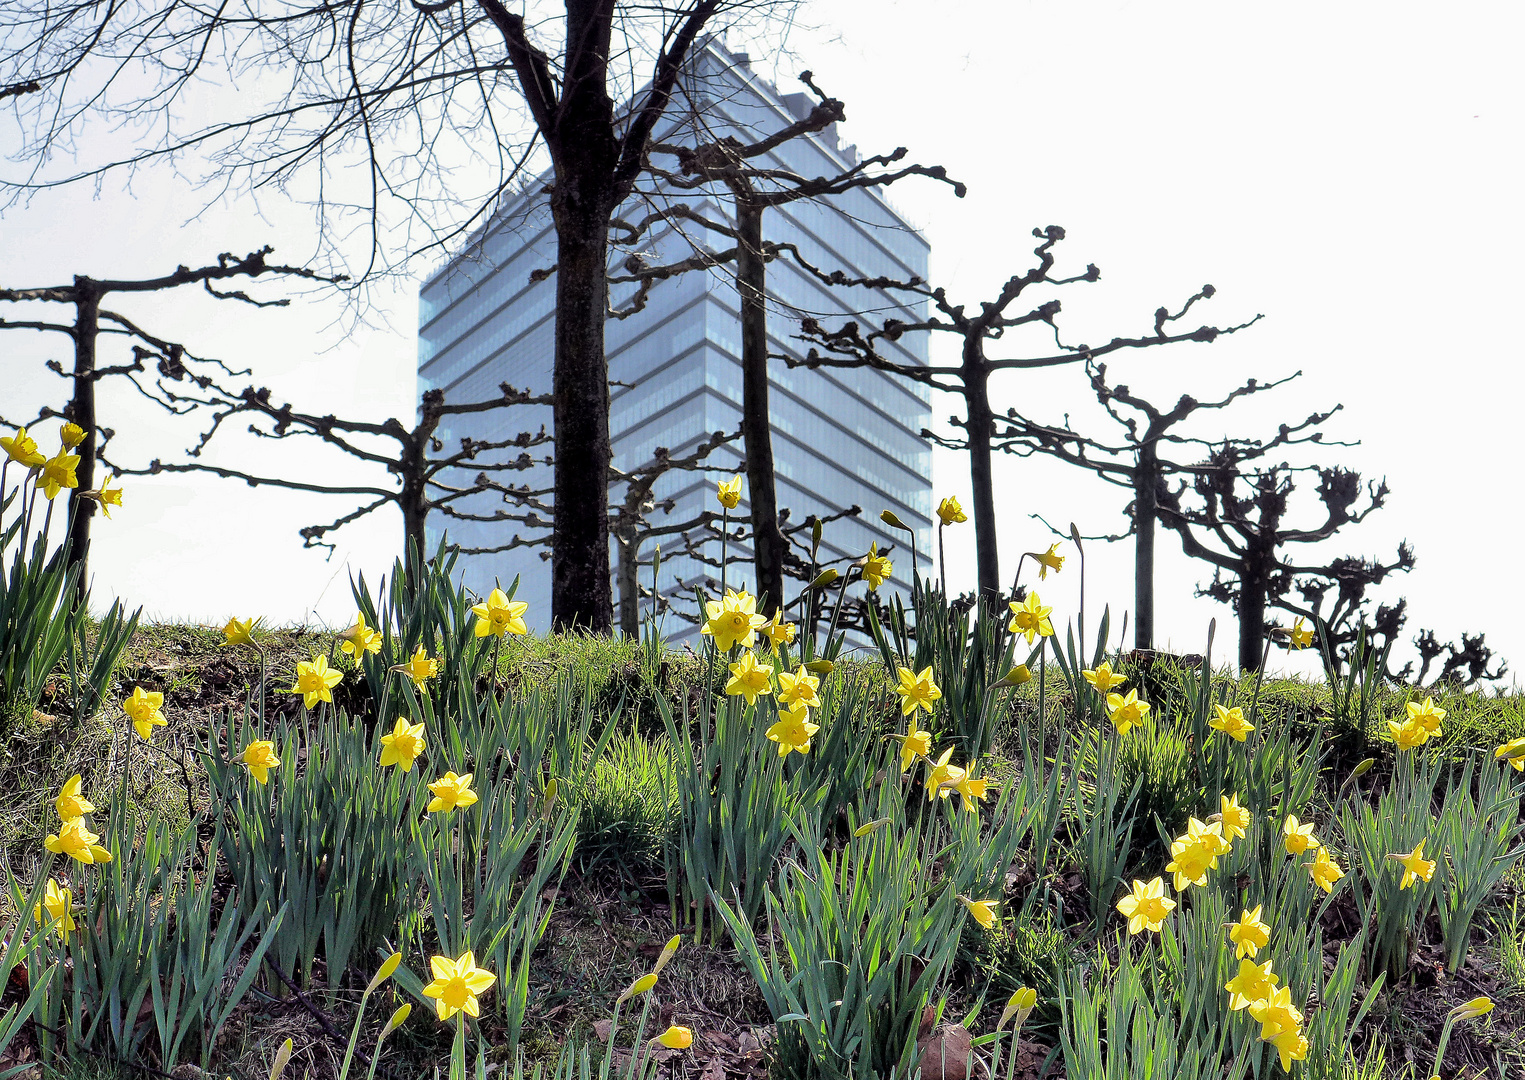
2,467,1518,1079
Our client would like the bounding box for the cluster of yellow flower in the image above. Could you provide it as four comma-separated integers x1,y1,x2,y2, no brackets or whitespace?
1,421,122,511
1387,697,1445,752
34,774,108,945
700,588,824,757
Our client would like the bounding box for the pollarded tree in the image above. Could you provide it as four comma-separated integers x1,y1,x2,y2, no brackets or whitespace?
0,247,340,584
607,69,962,615
792,226,1259,604
1156,444,1414,672
995,360,1345,649
130,380,552,575
1,0,796,633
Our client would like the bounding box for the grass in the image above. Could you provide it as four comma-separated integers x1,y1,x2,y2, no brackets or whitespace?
5,619,1525,1080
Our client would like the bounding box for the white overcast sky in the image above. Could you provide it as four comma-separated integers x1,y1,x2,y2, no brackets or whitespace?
2,1,1519,680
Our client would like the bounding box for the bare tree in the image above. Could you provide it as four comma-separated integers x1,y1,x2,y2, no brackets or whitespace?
1,0,794,633
996,361,1346,649
791,226,1260,603
1156,444,1413,672
128,380,551,572
0,247,339,584
603,69,961,615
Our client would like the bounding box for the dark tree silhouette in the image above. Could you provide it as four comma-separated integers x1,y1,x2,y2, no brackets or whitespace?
128,380,552,573
995,360,1346,649
791,226,1259,603
0,247,339,584
605,69,962,615
1,0,795,633
1156,445,1414,672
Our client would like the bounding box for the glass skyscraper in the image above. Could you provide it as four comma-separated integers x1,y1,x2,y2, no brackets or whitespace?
418,40,933,634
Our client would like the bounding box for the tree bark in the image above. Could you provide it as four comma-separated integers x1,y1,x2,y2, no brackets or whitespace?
736,198,786,615
546,10,618,634
1239,556,1268,673
1133,441,1159,650
65,279,101,588
615,528,639,639
963,341,1000,601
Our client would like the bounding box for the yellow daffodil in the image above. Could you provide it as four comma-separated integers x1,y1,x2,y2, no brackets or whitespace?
240,740,280,784
89,483,124,518
653,1026,693,1050
471,589,529,638
1225,957,1279,1012
1229,905,1271,959
894,665,942,716
1496,738,1525,772
393,644,440,686
1282,815,1319,855
0,426,46,467
1407,697,1446,737
1287,618,1314,650
1308,847,1344,894
35,878,76,942
997,664,1032,687
1105,689,1151,735
426,771,478,814
716,475,742,509
924,747,965,802
55,774,94,821
338,613,383,657
1269,1028,1309,1072
891,715,933,773
39,450,80,500
725,652,774,706
1451,996,1495,1020
1248,984,1304,1041
1388,839,1435,889
958,895,998,929
616,972,658,1005
59,422,86,449
761,611,796,653
422,951,496,1021
286,656,343,709
123,686,166,741
954,771,990,816
776,666,821,709
1210,703,1255,742
766,704,819,758
379,719,427,771
45,817,112,864
1031,543,1064,580
936,496,967,526
1166,818,1228,891
220,616,258,647
997,987,1038,1032
1116,876,1176,935
1081,661,1126,692
862,543,892,591
1216,794,1252,843
1387,717,1429,752
701,589,768,652
1006,592,1054,644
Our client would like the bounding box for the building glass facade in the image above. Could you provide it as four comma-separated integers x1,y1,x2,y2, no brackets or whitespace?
418,41,933,634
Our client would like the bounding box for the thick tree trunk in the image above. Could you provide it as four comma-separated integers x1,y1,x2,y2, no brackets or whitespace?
736,199,786,614
1133,442,1158,650
547,18,618,634
964,343,1000,602
65,281,100,588
1239,561,1268,673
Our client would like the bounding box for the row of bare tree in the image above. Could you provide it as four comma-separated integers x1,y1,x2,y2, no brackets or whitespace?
0,1,1501,681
